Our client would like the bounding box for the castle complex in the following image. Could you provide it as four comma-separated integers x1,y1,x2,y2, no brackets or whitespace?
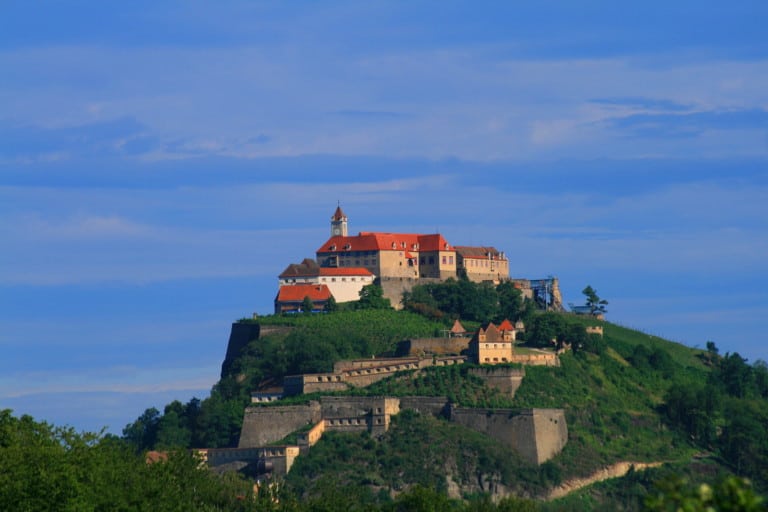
206,206,578,482
276,205,511,312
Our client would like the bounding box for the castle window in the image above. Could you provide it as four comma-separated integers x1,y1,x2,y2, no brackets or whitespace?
342,277,346,282
449,256,454,264
331,278,336,282
442,256,447,264
429,256,434,264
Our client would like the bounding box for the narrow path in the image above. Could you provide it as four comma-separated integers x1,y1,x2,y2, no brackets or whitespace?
545,461,664,501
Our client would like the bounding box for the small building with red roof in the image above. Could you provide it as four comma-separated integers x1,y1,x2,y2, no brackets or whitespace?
274,284,332,314
469,321,516,364
278,258,375,303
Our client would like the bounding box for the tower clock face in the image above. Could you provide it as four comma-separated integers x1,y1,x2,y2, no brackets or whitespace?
333,227,340,235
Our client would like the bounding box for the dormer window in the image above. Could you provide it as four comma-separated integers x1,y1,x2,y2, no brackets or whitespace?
391,242,397,249
344,243,351,251
329,244,336,251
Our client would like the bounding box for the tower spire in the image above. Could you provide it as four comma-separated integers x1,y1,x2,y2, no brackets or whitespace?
331,204,348,237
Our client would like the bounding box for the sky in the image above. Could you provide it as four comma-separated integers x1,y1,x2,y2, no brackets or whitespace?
1,1,767,435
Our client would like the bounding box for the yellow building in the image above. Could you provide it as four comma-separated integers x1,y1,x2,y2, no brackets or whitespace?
455,246,509,283
469,321,516,364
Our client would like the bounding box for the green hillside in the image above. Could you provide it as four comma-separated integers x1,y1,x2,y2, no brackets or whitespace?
117,305,768,510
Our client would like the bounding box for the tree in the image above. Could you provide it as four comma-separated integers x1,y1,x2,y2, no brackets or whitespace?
324,295,338,312
644,475,764,512
301,295,315,314
496,281,523,322
582,285,608,315
357,284,392,310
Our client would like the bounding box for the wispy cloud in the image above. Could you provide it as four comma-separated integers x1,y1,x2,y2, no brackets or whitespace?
602,108,768,138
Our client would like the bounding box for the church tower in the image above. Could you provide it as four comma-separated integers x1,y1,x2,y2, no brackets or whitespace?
330,205,348,237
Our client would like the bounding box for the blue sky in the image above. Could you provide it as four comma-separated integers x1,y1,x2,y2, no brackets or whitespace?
2,1,767,434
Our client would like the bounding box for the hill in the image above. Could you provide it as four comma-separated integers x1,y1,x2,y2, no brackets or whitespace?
120,307,768,510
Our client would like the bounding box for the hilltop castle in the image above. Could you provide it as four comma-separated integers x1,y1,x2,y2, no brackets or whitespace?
276,205,511,312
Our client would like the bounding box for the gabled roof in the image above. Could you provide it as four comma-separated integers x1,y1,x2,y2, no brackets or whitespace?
279,260,374,278
279,258,320,278
454,246,505,259
472,322,513,343
276,284,332,303
317,232,453,254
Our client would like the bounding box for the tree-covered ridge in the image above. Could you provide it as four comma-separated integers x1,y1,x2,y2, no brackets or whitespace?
0,410,259,511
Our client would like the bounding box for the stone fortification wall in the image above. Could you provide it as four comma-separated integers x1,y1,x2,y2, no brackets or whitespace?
320,396,400,436
398,396,450,417
221,322,260,378
449,407,567,465
238,395,568,467
334,357,419,372
221,322,293,378
284,373,349,396
529,409,569,465
468,367,525,396
380,277,444,310
238,402,321,448
396,337,471,357
285,356,465,396
509,354,560,367
297,421,326,453
200,445,301,476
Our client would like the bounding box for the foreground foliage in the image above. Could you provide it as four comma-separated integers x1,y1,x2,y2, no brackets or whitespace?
0,410,258,511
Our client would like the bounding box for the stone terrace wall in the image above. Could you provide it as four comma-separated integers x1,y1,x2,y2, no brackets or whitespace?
468,367,526,396
450,407,567,465
509,354,560,367
238,402,321,448
396,337,471,357
398,396,450,417
334,357,419,372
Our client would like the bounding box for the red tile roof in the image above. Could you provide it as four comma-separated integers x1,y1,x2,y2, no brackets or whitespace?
317,232,452,254
276,284,332,302
498,319,515,331
450,319,467,334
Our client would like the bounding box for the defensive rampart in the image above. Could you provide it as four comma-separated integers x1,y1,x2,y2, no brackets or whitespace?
283,356,466,396
467,367,525,395
450,407,568,465
509,353,560,367
239,396,567,465
238,402,321,448
396,337,471,357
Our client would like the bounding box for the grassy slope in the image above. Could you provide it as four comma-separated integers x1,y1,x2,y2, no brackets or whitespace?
254,312,713,504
